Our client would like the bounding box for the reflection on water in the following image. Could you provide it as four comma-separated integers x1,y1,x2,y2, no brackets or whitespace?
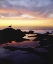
23,34,36,40
0,30,53,64
0,47,44,64
0,40,43,64
0,33,43,64
0,41,40,48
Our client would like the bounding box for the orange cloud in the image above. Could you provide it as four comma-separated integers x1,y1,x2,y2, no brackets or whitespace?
0,9,53,19
0,9,18,14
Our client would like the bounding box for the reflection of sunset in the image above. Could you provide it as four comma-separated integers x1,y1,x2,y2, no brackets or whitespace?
23,34,36,41
0,41,39,48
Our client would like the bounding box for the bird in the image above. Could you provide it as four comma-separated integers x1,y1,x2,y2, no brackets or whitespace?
8,24,12,28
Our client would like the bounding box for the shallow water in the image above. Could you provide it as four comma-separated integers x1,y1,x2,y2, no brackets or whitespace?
0,40,44,64
0,29,53,64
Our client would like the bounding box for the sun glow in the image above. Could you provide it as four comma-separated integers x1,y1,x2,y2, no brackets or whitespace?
0,18,53,27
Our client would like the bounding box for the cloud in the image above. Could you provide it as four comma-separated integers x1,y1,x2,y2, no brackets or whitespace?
0,13,35,19
0,0,53,18
20,14,35,18
0,0,52,8
48,14,53,18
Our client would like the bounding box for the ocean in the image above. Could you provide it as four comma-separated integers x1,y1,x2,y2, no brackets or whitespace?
22,29,53,34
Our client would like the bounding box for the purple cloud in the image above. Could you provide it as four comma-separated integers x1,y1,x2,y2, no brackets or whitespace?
0,0,53,18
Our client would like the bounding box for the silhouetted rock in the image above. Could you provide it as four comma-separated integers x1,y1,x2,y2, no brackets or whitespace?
45,31,51,35
33,34,47,41
15,29,25,42
28,30,34,34
23,30,34,34
0,27,27,44
2,28,15,42
0,58,17,64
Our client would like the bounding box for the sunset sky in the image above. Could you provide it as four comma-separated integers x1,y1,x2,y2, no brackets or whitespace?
0,0,53,29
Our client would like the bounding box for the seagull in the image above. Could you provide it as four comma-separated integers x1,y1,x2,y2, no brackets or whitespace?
8,24,12,28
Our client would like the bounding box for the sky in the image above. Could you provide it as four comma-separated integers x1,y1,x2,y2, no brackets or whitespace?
0,0,53,29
